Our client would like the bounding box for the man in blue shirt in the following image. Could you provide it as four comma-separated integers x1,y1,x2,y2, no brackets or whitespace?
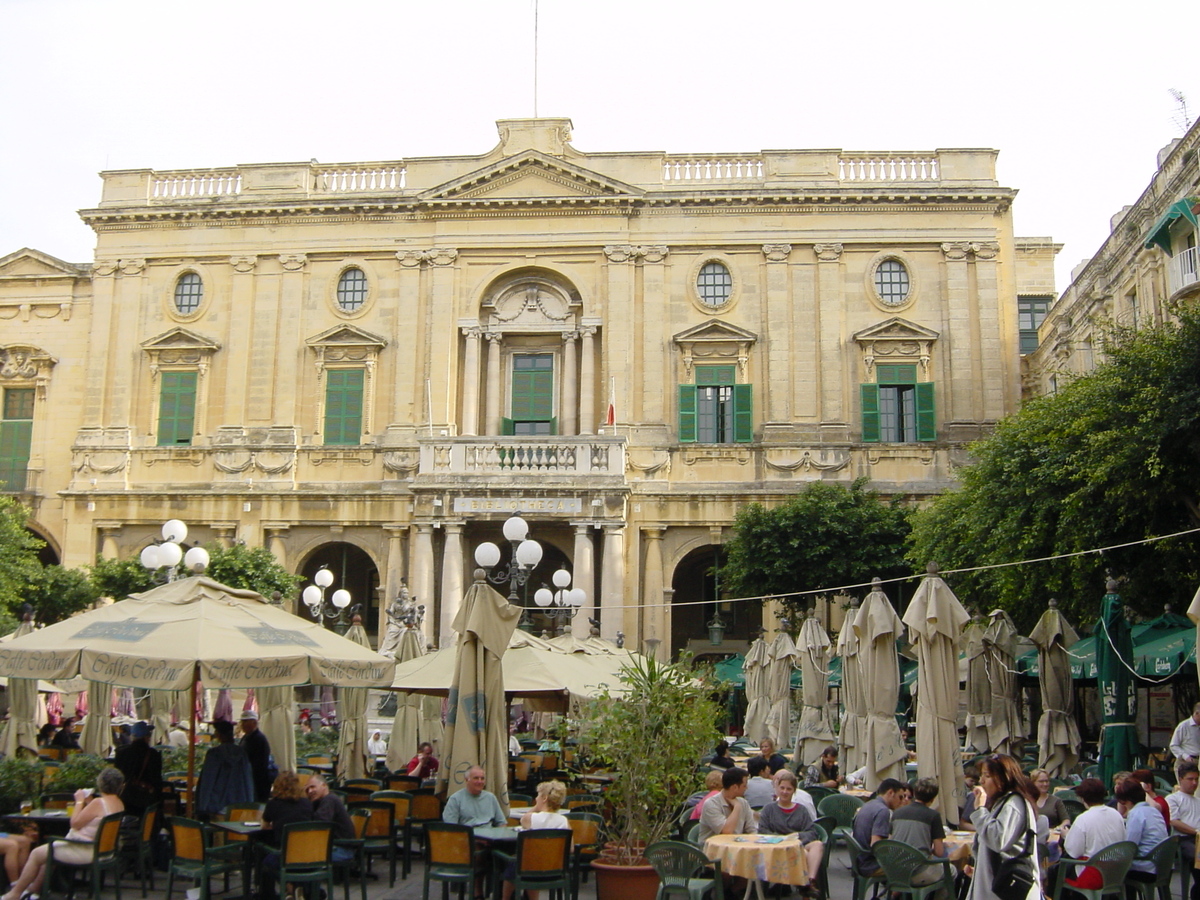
443,766,506,827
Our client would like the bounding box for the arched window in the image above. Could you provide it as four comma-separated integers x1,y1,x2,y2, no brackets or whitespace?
873,259,911,307
337,268,368,312
173,273,204,315
696,262,733,309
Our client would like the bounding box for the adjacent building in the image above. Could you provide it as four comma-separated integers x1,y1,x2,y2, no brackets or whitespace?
0,118,1050,654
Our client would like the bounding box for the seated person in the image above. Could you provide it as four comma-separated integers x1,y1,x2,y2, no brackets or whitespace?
405,741,439,780
804,746,842,789
777,769,818,821
260,772,315,900
1062,778,1125,889
710,741,735,770
758,738,788,775
890,777,948,899
698,767,756,843
1031,768,1070,828
760,769,824,878
501,781,570,900
1116,777,1168,883
744,756,776,808
958,765,980,831
851,778,907,877
685,770,725,822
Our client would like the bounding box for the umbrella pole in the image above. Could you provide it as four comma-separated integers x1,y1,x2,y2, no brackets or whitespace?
186,671,198,816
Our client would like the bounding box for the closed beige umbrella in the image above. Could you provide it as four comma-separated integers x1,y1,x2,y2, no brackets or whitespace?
902,564,969,826
259,685,296,778
149,690,177,742
741,636,772,743
836,597,865,773
387,627,435,773
80,682,114,756
336,615,373,779
983,609,1023,756
1029,599,1082,778
793,614,834,766
1,617,39,759
435,572,521,807
766,631,801,749
962,617,991,753
854,579,907,789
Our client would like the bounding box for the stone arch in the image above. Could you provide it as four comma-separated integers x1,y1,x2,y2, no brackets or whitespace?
25,522,59,566
669,544,760,659
475,266,584,323
295,541,381,640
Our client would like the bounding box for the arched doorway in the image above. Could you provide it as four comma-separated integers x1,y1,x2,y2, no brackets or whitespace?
670,545,761,660
27,526,59,567
299,543,380,639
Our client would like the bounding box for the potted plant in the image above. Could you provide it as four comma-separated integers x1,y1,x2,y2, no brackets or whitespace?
578,653,720,898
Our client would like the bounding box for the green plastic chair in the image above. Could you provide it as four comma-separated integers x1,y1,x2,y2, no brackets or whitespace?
1052,840,1137,900
842,830,888,900
645,840,723,900
806,786,836,804
422,822,476,900
347,799,399,886
333,808,371,900
1061,799,1086,822
566,811,605,898
128,802,161,897
1123,835,1178,900
872,839,954,900
817,793,863,848
47,811,125,900
277,821,336,900
164,816,246,900
491,828,573,900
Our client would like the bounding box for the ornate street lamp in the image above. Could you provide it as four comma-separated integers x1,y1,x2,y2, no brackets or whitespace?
301,567,356,634
474,514,544,630
140,519,209,583
533,566,586,633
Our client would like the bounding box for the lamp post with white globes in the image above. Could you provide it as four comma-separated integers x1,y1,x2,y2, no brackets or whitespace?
140,519,210,583
473,514,545,631
301,567,356,635
533,566,586,636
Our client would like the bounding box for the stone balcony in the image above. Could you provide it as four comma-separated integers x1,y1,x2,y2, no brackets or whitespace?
414,436,627,486
1168,246,1199,298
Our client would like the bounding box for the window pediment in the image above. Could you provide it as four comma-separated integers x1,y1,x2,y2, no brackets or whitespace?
306,325,388,367
423,151,643,203
672,321,758,377
853,317,939,376
141,328,221,371
0,248,89,280
0,344,57,398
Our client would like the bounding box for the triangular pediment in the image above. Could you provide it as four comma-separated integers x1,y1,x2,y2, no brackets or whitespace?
0,248,89,279
853,317,940,343
423,151,643,202
141,327,221,352
305,325,388,350
673,320,759,344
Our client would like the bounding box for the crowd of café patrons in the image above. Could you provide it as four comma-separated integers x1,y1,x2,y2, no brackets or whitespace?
683,738,1186,900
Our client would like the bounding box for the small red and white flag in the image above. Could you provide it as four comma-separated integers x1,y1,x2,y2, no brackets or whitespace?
604,377,616,427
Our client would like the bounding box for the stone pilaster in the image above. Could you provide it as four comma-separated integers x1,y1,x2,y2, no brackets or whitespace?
641,527,666,659
484,333,502,436
561,331,578,436
571,523,596,638
410,524,436,644
600,524,626,642
578,326,596,434
439,523,465,647
460,326,482,436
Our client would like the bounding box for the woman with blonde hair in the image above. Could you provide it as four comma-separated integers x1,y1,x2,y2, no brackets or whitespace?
503,780,570,900
1029,768,1070,828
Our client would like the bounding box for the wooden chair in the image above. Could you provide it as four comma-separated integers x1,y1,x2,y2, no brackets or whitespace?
509,758,534,793
490,828,573,900
348,799,399,886
128,802,161,897
422,822,476,900
408,792,445,861
278,821,336,900
564,793,601,813
333,808,371,900
565,811,604,897
46,811,125,900
371,790,415,876
41,792,74,809
388,775,422,793
164,816,245,900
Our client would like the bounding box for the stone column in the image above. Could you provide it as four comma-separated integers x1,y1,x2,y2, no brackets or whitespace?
578,326,596,435
641,527,666,659
600,524,626,642
383,525,408,636
571,524,596,638
942,243,976,425
761,244,793,427
265,527,290,609
814,243,845,427
439,523,465,646
972,242,1009,419
98,527,120,560
561,331,578,436
461,327,482,436
410,524,436,644
484,333,503,436
213,525,237,548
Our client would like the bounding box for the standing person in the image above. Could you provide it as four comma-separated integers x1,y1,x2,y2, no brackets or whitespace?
698,767,756,843
1168,763,1200,900
890,777,949,900
759,769,824,879
239,710,273,802
405,741,439,781
1116,777,1168,885
443,766,506,827
805,746,842,789
195,720,254,818
758,738,787,774
0,768,125,900
851,778,907,877
1029,769,1070,828
965,754,1040,900
1061,778,1126,888
112,721,164,817
1171,703,1200,777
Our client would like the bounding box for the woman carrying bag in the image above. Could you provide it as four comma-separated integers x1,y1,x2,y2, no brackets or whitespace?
966,754,1042,900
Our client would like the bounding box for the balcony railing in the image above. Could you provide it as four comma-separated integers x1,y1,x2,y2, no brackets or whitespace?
418,436,625,477
1168,246,1199,296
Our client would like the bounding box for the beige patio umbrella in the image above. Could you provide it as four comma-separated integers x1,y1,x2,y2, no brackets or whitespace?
336,614,373,779
983,609,1023,756
434,571,521,807
741,635,772,743
962,616,992,753
149,689,180,742
835,596,865,773
1029,598,1082,778
793,613,834,766
387,626,433,773
854,579,908,789
258,685,296,777
765,630,802,749
902,564,969,826
80,682,115,756
1,616,39,759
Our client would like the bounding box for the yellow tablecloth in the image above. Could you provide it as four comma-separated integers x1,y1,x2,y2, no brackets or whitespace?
704,834,810,886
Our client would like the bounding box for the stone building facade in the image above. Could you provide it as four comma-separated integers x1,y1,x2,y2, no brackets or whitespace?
0,118,1050,654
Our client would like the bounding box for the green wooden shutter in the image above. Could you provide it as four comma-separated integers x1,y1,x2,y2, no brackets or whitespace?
0,421,32,491
501,417,515,436
915,382,936,441
157,371,197,446
678,385,697,443
548,416,557,436
876,364,917,385
324,369,364,445
511,354,554,423
732,384,753,443
861,384,881,443
696,365,736,386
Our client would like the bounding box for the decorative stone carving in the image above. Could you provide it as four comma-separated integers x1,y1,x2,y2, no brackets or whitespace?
229,255,258,273
279,254,307,271
119,259,145,275
853,317,939,376
213,451,253,474
626,448,671,478
214,449,295,475
814,243,843,261
603,245,631,262
141,329,221,377
396,250,424,267
672,320,758,377
491,280,572,322
681,447,753,466
0,344,58,398
941,242,971,261
970,241,999,260
764,448,851,472
761,244,792,262
93,260,118,277
382,450,419,474
72,451,128,475
604,245,669,263
395,248,459,267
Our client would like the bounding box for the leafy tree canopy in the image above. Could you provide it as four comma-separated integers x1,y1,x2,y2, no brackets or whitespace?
202,542,300,600
908,309,1200,631
88,555,156,602
23,565,101,625
0,497,44,619
720,478,913,620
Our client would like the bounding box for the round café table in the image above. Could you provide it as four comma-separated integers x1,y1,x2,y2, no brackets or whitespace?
704,833,810,900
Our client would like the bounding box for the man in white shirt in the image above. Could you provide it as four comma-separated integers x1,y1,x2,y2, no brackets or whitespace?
1168,764,1200,900
1172,704,1200,777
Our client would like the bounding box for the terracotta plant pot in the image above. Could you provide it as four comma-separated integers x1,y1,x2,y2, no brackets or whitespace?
592,855,660,900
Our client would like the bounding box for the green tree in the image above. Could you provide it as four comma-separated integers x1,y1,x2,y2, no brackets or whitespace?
720,478,913,620
908,309,1200,630
88,554,156,601
23,565,101,625
203,542,300,600
0,497,43,616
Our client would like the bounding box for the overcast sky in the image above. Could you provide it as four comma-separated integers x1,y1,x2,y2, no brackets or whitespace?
3,0,1197,291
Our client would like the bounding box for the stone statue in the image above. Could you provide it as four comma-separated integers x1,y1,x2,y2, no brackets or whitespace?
378,582,424,659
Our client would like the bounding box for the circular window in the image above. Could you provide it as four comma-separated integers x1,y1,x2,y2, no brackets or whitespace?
336,268,368,312
173,273,203,315
873,259,911,307
696,262,733,309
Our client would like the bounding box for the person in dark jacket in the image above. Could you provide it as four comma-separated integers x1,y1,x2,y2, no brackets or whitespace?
112,721,163,816
238,710,273,802
195,720,254,818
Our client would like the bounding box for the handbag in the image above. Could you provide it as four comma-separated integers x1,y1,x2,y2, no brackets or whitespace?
989,796,1037,900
